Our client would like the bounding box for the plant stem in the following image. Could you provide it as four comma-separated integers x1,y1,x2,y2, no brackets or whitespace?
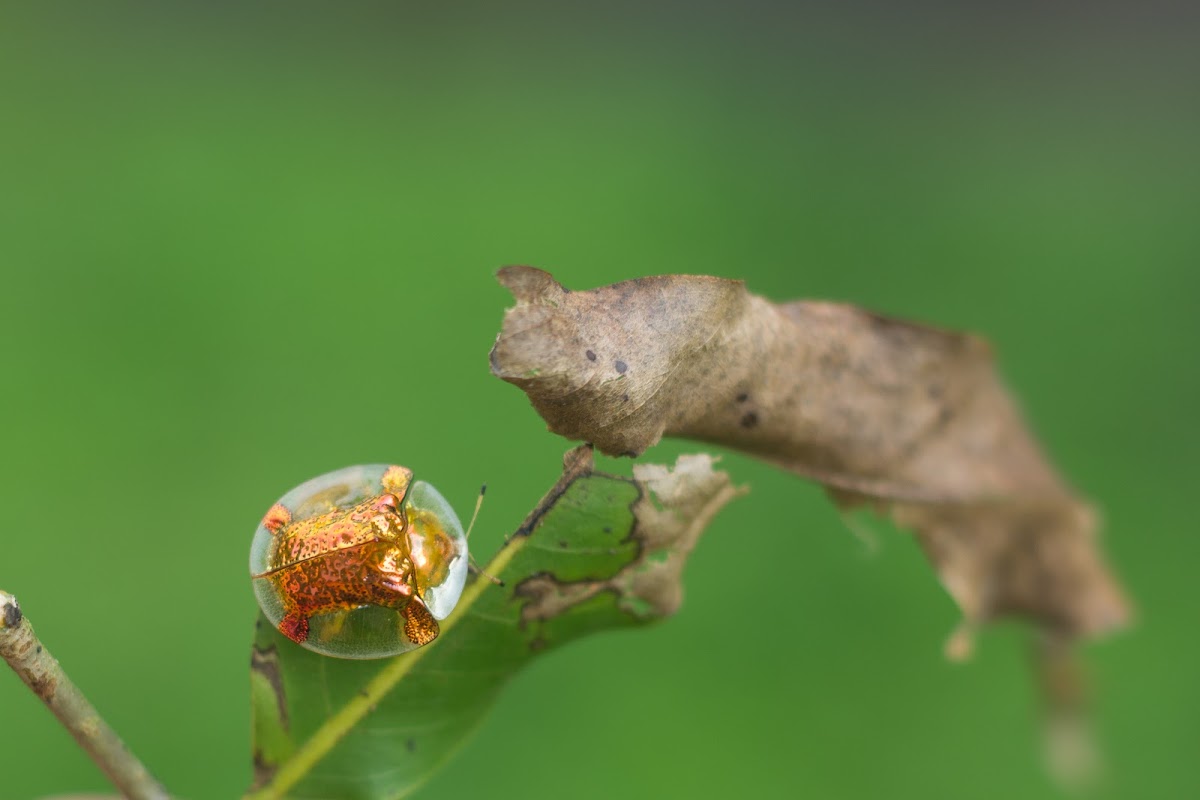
0,590,168,800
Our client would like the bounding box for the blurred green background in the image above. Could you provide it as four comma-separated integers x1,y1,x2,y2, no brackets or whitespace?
1,3,1196,798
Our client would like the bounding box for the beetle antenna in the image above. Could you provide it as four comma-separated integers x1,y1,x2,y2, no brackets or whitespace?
465,484,486,539
469,556,504,587
464,484,502,585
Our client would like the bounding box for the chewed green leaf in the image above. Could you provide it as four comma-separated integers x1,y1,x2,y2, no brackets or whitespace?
250,626,295,785
248,446,742,800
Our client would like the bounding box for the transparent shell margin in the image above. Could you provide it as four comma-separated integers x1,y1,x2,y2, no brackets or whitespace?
405,480,468,620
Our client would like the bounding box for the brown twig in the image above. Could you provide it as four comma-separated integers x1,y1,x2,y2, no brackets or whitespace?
0,590,169,800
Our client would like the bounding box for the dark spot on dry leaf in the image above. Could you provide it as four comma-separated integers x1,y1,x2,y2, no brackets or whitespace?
741,411,759,429
615,360,628,374
737,392,749,403
622,393,630,402
35,645,41,654
586,349,597,361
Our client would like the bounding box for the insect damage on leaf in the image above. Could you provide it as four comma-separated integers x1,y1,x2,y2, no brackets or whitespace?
517,454,747,626
250,630,294,787
489,266,1130,646
247,446,741,800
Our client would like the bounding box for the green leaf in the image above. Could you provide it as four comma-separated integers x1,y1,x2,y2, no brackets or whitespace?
247,446,742,800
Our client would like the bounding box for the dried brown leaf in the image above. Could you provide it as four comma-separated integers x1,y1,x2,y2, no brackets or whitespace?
489,266,1129,642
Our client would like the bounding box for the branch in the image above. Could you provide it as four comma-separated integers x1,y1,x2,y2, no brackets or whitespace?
0,591,168,800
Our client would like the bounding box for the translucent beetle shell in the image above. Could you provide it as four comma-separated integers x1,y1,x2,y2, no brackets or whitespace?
249,464,468,659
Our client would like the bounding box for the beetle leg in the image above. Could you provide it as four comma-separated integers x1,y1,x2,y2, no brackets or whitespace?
401,599,439,646
262,503,292,534
381,465,413,499
279,612,309,643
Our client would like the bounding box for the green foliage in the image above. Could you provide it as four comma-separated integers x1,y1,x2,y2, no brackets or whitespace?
249,453,734,799
2,7,1196,800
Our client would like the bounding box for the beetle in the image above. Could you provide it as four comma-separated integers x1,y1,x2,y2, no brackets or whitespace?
249,464,469,659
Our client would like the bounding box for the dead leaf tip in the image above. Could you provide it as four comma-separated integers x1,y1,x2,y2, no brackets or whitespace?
496,265,563,301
